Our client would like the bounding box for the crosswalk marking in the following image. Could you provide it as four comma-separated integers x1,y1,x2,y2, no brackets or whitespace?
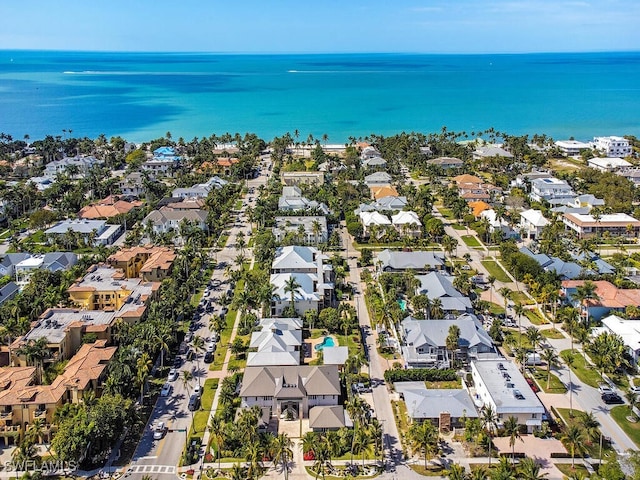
128,465,176,474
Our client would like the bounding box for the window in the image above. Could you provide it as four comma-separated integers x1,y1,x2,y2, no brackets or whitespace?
531,413,537,419
263,396,271,401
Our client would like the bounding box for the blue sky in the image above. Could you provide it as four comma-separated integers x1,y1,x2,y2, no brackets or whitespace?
1,0,639,53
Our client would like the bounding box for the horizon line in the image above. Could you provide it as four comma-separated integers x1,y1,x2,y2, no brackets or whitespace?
2,48,640,56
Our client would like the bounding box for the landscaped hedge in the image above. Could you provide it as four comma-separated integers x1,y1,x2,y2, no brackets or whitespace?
384,368,457,384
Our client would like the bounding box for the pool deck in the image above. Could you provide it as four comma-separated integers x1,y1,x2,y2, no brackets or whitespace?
307,335,338,362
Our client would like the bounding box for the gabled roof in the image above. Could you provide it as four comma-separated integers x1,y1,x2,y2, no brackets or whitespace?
469,201,492,217
359,211,391,227
402,315,493,350
454,174,483,185
240,365,340,398
247,351,299,367
474,145,514,158
272,246,321,270
370,186,399,199
377,249,444,270
271,273,320,301
391,211,422,226
309,406,351,429
364,171,392,183
427,156,464,166
520,209,549,227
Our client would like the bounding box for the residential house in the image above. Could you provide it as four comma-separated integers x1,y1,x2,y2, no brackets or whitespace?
355,196,408,214
0,282,19,306
567,194,605,211
414,272,473,315
67,264,159,317
44,219,122,246
273,216,328,244
43,156,102,179
107,245,176,281
0,341,116,444
281,171,325,186
309,405,352,432
270,246,334,316
592,136,632,157
361,157,387,170
239,365,341,419
480,209,516,237
247,319,303,367
617,168,640,187
472,145,514,161
563,212,640,239
555,140,592,156
600,314,640,364
278,186,330,214
529,177,575,204
172,176,227,199
391,211,422,238
321,346,349,367
0,253,32,278
562,280,640,321
78,195,143,220
471,358,545,432
376,249,445,273
358,211,391,237
14,252,78,287
370,185,399,200
469,201,492,218
400,315,494,368
519,209,549,240
426,157,464,170
587,157,632,172
360,146,381,160
119,171,150,198
142,207,208,238
395,382,477,430
364,171,393,187
142,146,182,176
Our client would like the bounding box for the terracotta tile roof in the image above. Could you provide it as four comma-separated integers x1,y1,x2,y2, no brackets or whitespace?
78,195,143,219
216,157,239,167
469,201,492,217
370,186,399,200
107,246,176,275
461,192,490,200
562,280,640,308
454,174,483,185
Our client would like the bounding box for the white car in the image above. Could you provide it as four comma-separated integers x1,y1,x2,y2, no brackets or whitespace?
168,369,179,382
630,385,640,394
160,383,172,397
598,383,614,395
206,341,216,353
153,421,167,440
193,385,203,398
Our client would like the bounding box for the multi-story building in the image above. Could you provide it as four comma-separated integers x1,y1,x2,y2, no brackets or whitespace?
529,177,575,204
562,212,640,239
592,136,632,158
107,245,176,282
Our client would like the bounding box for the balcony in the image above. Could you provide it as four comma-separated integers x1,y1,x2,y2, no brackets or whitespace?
0,411,12,420
33,409,47,419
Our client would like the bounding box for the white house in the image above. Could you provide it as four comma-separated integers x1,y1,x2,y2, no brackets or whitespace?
44,156,102,179
273,216,328,244
555,140,592,156
519,209,549,240
472,145,513,161
600,314,640,364
587,157,633,172
142,208,208,236
391,211,422,238
563,212,640,239
172,176,227,199
592,136,632,158
471,358,545,432
359,211,391,236
44,220,122,246
480,209,515,237
529,177,575,204
364,171,393,186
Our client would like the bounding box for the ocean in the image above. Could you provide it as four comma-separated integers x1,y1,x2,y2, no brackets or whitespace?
0,50,639,143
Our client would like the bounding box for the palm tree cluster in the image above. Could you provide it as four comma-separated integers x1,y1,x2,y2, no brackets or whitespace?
446,456,549,479
586,331,629,374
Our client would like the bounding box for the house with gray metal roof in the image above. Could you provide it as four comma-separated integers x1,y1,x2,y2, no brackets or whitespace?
239,365,341,419
376,249,444,273
364,171,393,186
414,272,472,315
395,382,477,429
309,405,353,431
0,282,19,306
400,315,494,368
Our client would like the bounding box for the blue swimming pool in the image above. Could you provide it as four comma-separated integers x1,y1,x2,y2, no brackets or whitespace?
398,299,407,311
315,336,336,351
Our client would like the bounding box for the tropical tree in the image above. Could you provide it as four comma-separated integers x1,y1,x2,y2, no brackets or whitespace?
209,415,225,471
16,337,50,384
561,424,585,468
525,326,543,357
136,352,152,404
271,433,294,480
446,463,467,480
502,416,521,463
446,324,461,368
283,276,302,315
408,420,439,468
517,457,548,480
480,404,498,468
498,287,511,314
572,280,600,325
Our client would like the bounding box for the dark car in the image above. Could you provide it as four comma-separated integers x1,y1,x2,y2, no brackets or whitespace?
173,356,182,368
188,394,201,411
204,351,214,363
186,348,195,361
602,393,624,404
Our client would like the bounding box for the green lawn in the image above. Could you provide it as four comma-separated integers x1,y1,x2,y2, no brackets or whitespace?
554,463,590,477
210,279,245,371
560,349,603,388
24,230,46,243
0,230,11,240
424,379,461,389
461,235,482,247
531,367,567,394
541,328,565,339
409,465,446,476
438,207,455,220
611,405,640,448
481,260,511,282
217,234,229,248
511,290,534,306
524,309,546,324
555,408,617,459
452,224,466,231
488,303,505,315
190,378,219,436
234,200,243,210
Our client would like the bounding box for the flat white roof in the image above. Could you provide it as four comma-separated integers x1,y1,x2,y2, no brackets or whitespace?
602,314,640,352
588,157,632,168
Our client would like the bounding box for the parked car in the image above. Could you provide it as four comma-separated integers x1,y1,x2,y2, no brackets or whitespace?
184,332,194,343
602,393,624,404
153,421,167,440
186,348,195,361
598,383,614,395
204,351,214,363
188,394,201,411
173,357,182,368
630,385,640,394
160,383,172,397
193,385,203,398
168,369,179,382
525,378,540,393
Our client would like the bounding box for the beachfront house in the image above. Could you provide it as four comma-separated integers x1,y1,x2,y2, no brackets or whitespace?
592,136,632,157
555,140,592,156
587,157,633,172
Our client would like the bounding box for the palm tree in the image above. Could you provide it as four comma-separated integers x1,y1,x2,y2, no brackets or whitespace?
17,337,50,384
503,416,521,463
517,457,548,479
540,347,559,390
513,303,526,346
562,424,585,468
312,442,331,479
564,350,576,416
469,466,488,480
136,352,152,405
209,416,225,471
311,220,322,246
487,275,496,305
572,280,600,326
408,420,439,468
480,404,498,468
581,412,600,447
271,433,293,480
283,276,302,315
446,324,461,368
525,326,543,357
446,464,467,480
498,287,512,314
430,297,444,319
229,463,247,480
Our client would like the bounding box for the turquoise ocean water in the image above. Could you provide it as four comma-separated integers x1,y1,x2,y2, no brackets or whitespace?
0,50,639,143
